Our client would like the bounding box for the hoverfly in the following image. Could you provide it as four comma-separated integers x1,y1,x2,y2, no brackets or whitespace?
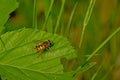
34,40,54,57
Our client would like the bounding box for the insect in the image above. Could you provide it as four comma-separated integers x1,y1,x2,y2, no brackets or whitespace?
34,40,54,55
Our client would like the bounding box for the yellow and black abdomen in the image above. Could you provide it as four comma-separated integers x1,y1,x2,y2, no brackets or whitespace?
35,45,46,52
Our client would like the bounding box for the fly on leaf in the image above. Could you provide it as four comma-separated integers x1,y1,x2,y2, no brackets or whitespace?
34,40,54,57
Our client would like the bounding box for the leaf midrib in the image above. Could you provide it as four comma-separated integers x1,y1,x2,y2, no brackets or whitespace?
0,63,60,74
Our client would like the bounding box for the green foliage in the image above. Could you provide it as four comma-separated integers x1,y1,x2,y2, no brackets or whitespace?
79,0,96,48
0,28,76,80
0,0,120,79
33,0,37,29
43,0,54,32
55,0,65,33
16,0,33,27
0,0,19,27
86,26,120,62
65,1,78,37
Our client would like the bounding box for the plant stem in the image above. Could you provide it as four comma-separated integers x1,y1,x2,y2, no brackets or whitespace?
79,0,96,48
65,1,78,37
54,0,65,33
33,0,37,29
42,0,54,31
86,26,120,61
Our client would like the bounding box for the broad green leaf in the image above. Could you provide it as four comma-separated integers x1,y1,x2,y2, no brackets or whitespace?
0,0,19,27
0,28,76,80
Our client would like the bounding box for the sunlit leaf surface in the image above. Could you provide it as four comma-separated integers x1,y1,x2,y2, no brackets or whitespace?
0,28,76,80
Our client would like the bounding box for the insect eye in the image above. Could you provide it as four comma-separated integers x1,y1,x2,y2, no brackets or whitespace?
50,42,54,47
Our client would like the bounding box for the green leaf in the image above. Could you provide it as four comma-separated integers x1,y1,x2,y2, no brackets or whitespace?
0,26,5,35
0,0,19,27
0,28,76,80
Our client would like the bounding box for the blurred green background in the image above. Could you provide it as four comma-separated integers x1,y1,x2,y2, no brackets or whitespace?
5,0,120,80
